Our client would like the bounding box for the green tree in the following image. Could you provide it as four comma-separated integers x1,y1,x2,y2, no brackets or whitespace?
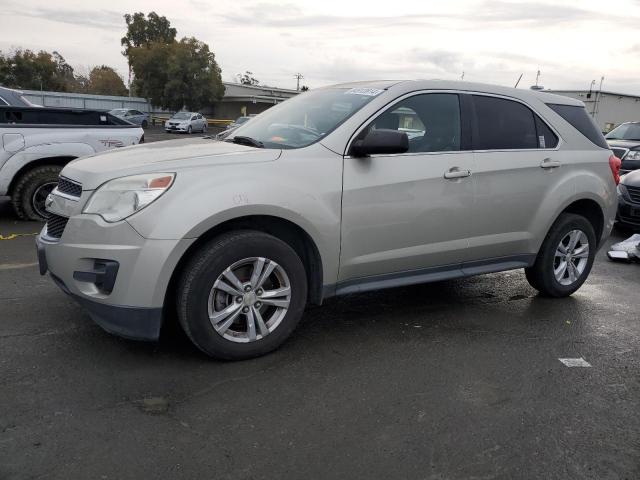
236,71,259,86
0,49,78,91
87,65,128,96
163,38,224,111
129,38,224,110
121,11,177,92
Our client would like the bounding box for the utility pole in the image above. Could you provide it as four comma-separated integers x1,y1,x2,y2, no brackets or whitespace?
460,71,464,81
294,73,304,91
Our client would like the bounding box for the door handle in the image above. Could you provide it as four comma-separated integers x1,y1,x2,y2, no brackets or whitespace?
540,158,561,169
444,167,472,179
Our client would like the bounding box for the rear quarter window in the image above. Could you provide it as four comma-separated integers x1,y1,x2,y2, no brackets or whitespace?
547,104,608,149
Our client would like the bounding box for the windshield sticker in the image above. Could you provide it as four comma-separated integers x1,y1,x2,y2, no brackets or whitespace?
344,88,384,97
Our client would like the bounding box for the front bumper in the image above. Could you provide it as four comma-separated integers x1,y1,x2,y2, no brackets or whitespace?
37,215,194,341
616,194,640,229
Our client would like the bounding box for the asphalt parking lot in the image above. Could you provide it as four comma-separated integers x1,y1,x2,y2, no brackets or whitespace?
1,134,639,479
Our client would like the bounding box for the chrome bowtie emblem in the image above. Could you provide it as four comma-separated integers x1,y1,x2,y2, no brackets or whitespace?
45,195,54,209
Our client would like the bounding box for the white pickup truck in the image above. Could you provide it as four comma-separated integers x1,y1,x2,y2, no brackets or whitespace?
1,106,144,220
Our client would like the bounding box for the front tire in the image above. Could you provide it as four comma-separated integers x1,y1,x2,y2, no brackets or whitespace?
176,231,308,360
11,165,62,221
187,125,192,134
525,213,596,297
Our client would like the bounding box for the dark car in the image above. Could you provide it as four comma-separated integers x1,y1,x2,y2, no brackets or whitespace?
0,86,42,107
606,122,640,174
617,169,640,229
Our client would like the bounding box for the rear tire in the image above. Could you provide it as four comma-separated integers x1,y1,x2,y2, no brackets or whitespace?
525,213,596,297
176,231,308,360
11,165,62,221
141,120,148,128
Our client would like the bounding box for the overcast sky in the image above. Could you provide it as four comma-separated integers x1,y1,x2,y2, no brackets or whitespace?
2,0,640,94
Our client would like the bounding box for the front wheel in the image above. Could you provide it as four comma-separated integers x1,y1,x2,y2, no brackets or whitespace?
176,231,308,360
187,125,192,134
11,165,62,221
525,213,596,297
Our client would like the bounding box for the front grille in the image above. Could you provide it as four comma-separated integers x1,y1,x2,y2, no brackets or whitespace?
57,177,82,197
611,148,628,159
626,185,640,204
46,213,69,239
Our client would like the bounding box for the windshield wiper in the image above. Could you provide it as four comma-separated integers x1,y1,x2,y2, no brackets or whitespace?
228,136,264,148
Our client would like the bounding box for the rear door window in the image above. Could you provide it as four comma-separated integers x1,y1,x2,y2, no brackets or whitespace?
547,104,608,148
472,95,538,150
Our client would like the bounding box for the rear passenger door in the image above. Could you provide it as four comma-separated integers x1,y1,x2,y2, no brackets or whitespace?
466,94,561,264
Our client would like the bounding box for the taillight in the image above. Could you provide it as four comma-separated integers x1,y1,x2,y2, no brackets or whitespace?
609,155,621,185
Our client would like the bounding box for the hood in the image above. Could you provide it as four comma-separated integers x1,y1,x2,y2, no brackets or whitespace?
607,139,640,149
621,169,640,186
62,137,281,190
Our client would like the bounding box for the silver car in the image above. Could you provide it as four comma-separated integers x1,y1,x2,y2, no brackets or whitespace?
108,109,150,128
165,112,207,134
37,80,619,359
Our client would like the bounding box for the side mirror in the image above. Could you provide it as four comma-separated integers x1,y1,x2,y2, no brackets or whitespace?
350,129,409,157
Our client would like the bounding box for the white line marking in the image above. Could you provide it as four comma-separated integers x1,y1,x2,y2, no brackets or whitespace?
0,262,38,271
558,357,592,367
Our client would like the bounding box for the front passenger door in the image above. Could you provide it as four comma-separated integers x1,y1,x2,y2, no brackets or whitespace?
340,93,475,281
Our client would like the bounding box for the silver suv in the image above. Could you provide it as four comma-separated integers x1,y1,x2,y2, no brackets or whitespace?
37,80,620,359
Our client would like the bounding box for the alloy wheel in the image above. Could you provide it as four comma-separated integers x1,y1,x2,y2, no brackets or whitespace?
207,257,292,343
553,229,590,286
32,181,57,219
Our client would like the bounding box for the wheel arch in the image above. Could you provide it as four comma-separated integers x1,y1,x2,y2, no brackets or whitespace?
165,215,325,318
7,156,76,196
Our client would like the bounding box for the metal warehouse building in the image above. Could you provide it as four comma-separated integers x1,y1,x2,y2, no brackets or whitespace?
18,82,299,121
549,89,640,133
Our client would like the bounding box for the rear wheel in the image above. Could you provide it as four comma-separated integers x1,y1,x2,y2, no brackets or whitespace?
525,213,596,297
11,165,62,221
141,120,148,128
176,231,308,360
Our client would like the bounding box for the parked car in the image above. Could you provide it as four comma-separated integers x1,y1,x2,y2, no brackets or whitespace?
617,169,640,229
1,106,143,220
606,121,640,174
108,108,149,128
0,86,42,107
165,112,207,134
38,80,618,359
216,115,256,140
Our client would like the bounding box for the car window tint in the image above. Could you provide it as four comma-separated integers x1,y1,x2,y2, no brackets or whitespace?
472,95,537,150
547,104,608,148
361,93,461,153
534,116,559,148
0,96,9,106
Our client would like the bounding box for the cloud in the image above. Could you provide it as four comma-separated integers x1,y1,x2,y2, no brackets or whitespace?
219,0,632,30
8,7,123,30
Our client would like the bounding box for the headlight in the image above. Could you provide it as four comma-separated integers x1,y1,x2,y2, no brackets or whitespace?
83,173,175,222
626,150,640,160
617,183,629,199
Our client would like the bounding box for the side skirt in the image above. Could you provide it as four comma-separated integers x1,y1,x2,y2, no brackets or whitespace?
323,254,536,298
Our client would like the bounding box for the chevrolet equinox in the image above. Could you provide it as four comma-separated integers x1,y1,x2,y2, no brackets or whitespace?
37,80,621,359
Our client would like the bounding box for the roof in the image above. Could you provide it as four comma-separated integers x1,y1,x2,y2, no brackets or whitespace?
317,79,584,106
550,89,640,100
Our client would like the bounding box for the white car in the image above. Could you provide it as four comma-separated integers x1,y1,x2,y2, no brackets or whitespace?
164,112,207,134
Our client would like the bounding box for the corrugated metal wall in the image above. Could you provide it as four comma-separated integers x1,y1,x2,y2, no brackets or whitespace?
20,89,150,112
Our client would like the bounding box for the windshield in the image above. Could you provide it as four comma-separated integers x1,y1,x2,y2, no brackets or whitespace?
606,123,640,141
235,117,250,124
172,112,192,120
227,88,383,149
110,109,127,115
